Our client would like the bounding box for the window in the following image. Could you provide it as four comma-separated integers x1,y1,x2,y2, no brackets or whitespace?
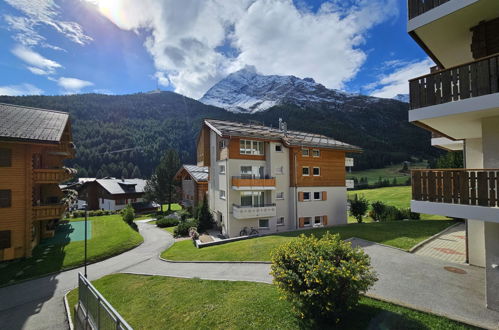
277,217,284,226
302,148,309,157
0,148,12,167
240,191,264,206
314,216,322,225
275,144,283,152
276,192,284,200
115,199,125,205
220,190,226,200
312,149,320,157
240,166,253,179
240,139,264,155
259,219,269,228
303,217,311,226
302,167,310,176
219,140,227,149
219,165,226,174
313,192,322,200
0,230,11,249
0,190,11,208
303,192,311,201
313,167,320,176
275,166,284,175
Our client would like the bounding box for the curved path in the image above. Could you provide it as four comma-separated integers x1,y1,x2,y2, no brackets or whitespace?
0,221,271,330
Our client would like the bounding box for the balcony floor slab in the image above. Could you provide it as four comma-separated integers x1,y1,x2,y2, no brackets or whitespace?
411,200,499,223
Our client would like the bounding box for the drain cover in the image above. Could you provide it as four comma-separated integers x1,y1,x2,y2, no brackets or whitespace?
444,266,467,274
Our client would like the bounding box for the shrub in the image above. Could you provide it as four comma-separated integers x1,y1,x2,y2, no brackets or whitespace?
349,194,369,223
370,201,387,222
380,205,402,221
174,218,199,237
72,210,85,218
176,209,191,221
271,233,377,325
121,204,137,230
189,227,199,240
156,216,179,228
197,196,213,232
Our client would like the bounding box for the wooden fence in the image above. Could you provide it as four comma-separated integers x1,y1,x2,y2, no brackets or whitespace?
408,0,450,19
412,169,499,207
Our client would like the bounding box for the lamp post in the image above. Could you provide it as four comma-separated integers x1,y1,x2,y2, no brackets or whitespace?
83,202,88,278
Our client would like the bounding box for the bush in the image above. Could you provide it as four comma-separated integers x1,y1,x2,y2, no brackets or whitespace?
176,209,191,221
349,194,369,223
156,216,179,228
370,201,387,222
189,227,199,240
197,196,213,232
271,233,377,325
174,218,199,237
121,204,137,230
380,205,402,221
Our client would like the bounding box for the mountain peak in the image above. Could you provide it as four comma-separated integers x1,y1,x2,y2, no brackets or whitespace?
199,69,353,113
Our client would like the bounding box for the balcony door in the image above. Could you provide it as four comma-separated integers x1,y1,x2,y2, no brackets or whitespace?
240,165,265,179
240,191,265,207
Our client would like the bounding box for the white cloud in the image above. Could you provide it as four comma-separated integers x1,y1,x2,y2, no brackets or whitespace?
367,58,434,98
84,0,398,98
3,0,92,48
12,45,62,75
0,83,43,96
57,77,94,93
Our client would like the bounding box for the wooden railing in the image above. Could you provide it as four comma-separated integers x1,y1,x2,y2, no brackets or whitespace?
409,53,499,109
232,176,276,188
408,0,450,19
412,169,499,207
33,167,76,183
33,204,66,221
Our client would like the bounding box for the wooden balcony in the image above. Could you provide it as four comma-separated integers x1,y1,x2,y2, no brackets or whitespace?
33,204,67,221
232,176,276,190
48,142,76,158
409,53,499,110
408,0,450,20
33,167,76,184
412,169,499,207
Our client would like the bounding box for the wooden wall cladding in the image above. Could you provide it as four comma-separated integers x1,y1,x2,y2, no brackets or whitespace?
228,137,266,160
471,18,499,60
290,147,346,187
196,125,211,166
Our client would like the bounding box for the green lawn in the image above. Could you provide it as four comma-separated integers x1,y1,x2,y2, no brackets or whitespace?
0,214,143,286
162,220,456,262
347,162,427,185
67,274,471,330
347,186,447,221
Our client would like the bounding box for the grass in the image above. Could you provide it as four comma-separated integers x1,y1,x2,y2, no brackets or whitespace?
347,186,447,221
347,162,428,185
0,214,143,286
148,220,176,234
66,274,471,330
162,220,456,262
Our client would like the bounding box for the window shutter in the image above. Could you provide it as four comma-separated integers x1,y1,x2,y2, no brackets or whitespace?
298,192,304,201
323,216,328,226
299,217,305,228
322,191,327,201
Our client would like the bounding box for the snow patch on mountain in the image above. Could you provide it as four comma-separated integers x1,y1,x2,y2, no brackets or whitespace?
392,94,409,103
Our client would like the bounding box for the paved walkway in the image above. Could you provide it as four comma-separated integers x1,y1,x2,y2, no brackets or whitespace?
1,222,499,329
413,223,466,263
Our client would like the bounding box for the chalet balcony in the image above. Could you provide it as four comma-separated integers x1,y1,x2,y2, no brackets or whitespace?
232,204,276,220
231,176,276,190
33,167,77,184
33,204,67,221
408,0,450,20
409,54,499,110
411,169,499,222
48,142,76,158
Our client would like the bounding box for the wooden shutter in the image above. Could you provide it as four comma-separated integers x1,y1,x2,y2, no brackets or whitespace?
323,216,328,226
298,192,304,202
0,231,11,249
299,217,305,228
322,191,327,201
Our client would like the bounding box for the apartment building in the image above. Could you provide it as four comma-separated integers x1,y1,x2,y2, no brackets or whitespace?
188,119,360,238
0,103,76,261
407,0,499,310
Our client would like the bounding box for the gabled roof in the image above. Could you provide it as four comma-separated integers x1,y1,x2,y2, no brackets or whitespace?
204,119,361,152
176,165,209,182
0,103,69,144
80,178,147,195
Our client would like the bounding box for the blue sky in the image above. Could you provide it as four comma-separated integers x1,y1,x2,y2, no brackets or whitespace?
0,0,432,99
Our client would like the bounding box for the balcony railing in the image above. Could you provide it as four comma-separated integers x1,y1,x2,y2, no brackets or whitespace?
33,204,67,221
33,167,76,183
408,0,450,19
232,203,276,219
409,53,499,109
232,176,276,188
412,169,499,207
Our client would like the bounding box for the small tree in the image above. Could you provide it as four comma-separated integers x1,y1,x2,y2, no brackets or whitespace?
144,149,181,213
271,233,377,325
370,201,387,222
349,194,369,223
197,196,213,232
131,165,142,178
122,204,135,229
